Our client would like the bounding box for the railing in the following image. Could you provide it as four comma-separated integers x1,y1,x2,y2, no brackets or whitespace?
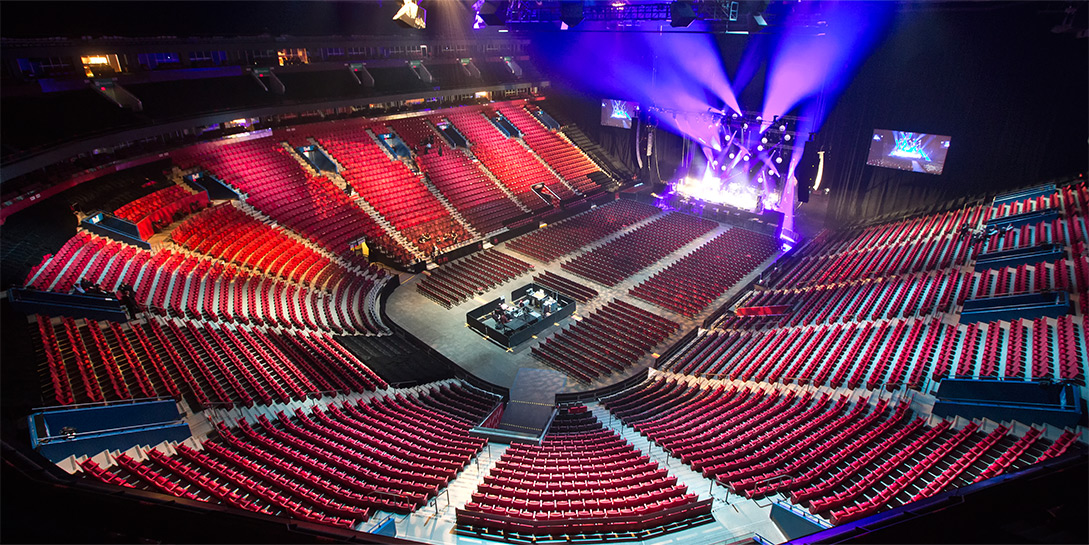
32,395,178,413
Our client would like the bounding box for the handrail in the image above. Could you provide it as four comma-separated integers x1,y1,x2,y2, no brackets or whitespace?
32,395,178,413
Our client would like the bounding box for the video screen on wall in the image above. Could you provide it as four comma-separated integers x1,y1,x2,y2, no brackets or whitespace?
601,99,638,129
866,129,952,175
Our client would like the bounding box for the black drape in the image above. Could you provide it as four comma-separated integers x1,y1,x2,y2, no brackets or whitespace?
817,4,1088,224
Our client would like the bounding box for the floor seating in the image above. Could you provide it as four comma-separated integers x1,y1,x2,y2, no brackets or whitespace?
630,228,779,317
506,199,660,263
531,299,678,383
416,249,534,308
561,212,718,287
531,271,598,303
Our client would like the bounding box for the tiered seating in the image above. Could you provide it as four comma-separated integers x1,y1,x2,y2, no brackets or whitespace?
496,102,601,194
988,192,1060,221
531,300,678,383
669,310,1089,389
416,249,533,308
112,184,209,236
604,375,1078,524
531,271,598,303
171,203,353,289
308,121,470,256
775,233,974,289
457,408,712,538
25,231,385,334
79,383,495,528
974,216,1087,253
722,269,973,330
1060,181,1089,217
931,315,1087,384
630,228,779,317
31,315,387,409
561,212,718,287
445,107,573,211
387,116,524,234
171,136,415,264
506,199,660,263
810,205,985,258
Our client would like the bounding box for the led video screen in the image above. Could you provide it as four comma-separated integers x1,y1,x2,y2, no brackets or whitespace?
601,99,638,129
866,129,952,175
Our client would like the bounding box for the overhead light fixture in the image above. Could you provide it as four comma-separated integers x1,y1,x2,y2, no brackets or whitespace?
393,0,427,29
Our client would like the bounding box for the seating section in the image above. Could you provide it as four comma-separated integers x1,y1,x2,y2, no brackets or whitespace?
496,102,601,195
532,271,598,303
171,203,353,290
31,315,387,409
113,185,198,224
775,233,975,289
531,300,678,383
307,121,470,257
722,269,972,331
171,136,415,265
457,407,712,538
988,193,1060,221
387,116,524,235
25,231,386,334
444,108,574,211
506,200,660,263
79,383,496,526
604,375,1078,525
416,250,534,308
671,312,1089,391
630,228,779,317
561,212,718,287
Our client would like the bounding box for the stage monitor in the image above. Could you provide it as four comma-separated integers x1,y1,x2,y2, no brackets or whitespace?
601,99,637,129
866,129,951,175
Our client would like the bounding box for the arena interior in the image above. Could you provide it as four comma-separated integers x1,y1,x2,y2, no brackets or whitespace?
1,1,1087,544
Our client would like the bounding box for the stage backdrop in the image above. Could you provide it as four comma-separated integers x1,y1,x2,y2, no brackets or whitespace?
815,4,1088,224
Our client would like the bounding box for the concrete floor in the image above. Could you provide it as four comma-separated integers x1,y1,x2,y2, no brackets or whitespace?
387,211,781,392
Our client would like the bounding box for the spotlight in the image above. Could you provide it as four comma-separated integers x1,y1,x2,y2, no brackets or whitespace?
731,113,738,119
393,0,427,29
784,134,792,141
743,123,749,129
755,115,762,121
775,156,783,164
724,135,731,142
769,168,775,175
743,155,750,161
779,124,786,131
728,152,735,159
757,145,764,151
761,137,768,144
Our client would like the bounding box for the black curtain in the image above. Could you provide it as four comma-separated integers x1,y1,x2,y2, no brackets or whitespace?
817,3,1088,224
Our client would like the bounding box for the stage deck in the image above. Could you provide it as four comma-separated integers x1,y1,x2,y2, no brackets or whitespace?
386,212,780,392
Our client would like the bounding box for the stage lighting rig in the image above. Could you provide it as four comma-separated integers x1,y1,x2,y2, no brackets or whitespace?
393,0,427,29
